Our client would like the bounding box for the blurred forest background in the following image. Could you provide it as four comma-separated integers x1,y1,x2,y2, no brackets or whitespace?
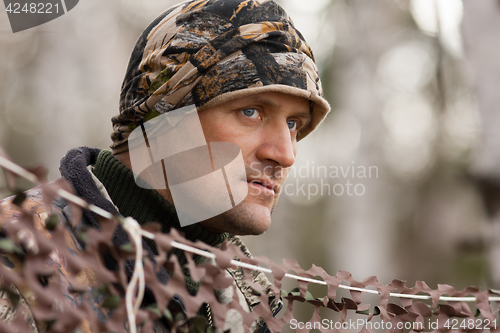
1,0,500,327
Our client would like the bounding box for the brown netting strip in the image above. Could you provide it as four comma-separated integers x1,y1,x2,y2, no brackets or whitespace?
1,154,500,333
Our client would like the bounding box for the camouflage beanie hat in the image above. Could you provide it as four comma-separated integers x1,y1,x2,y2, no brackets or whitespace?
110,0,330,154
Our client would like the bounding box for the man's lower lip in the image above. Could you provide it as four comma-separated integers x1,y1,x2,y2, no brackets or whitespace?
248,182,274,195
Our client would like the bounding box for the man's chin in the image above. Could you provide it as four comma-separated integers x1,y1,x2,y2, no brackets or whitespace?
199,202,272,236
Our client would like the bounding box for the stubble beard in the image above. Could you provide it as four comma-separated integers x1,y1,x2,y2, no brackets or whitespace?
200,164,286,235
200,195,275,235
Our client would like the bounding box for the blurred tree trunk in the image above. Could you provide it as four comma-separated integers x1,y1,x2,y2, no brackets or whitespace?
321,0,411,283
463,0,500,287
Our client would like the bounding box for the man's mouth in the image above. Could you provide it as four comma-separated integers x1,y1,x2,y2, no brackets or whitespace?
247,179,277,195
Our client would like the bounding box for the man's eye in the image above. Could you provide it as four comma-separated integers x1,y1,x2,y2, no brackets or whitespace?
241,108,259,119
287,120,298,130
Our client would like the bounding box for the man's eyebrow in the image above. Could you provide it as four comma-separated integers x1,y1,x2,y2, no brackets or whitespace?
249,96,280,108
294,111,312,119
250,96,312,119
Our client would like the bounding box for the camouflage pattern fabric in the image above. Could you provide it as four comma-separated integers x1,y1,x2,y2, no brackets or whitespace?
0,184,279,332
111,0,330,154
0,188,100,333
0,287,38,333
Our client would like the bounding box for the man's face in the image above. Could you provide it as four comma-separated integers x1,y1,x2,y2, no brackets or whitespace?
197,91,311,235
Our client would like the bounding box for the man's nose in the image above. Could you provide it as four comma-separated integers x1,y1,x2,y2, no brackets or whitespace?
255,123,296,168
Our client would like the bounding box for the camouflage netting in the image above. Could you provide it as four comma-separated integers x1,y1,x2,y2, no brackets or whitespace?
1,155,500,333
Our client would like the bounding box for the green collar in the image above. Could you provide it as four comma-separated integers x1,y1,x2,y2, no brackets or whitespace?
92,150,229,264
